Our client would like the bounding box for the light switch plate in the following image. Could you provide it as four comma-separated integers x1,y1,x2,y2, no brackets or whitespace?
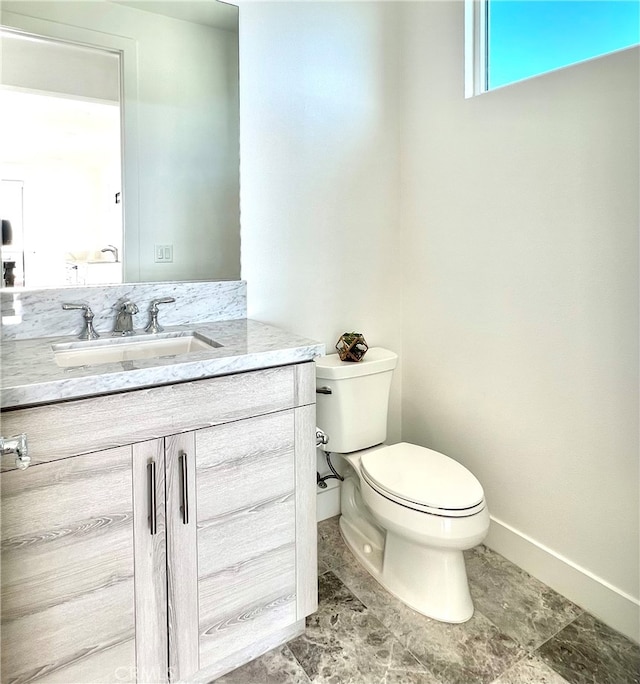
154,244,173,263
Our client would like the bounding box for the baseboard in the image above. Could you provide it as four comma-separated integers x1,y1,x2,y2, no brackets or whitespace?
316,478,341,522
486,516,640,644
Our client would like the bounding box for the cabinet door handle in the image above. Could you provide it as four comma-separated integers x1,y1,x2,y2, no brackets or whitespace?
179,452,189,525
147,461,157,535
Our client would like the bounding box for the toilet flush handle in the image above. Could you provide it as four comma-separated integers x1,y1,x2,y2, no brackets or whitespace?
315,428,329,447
316,386,332,395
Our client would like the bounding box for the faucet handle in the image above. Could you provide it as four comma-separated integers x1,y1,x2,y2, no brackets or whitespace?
145,297,175,334
62,302,92,312
149,296,176,312
62,303,100,340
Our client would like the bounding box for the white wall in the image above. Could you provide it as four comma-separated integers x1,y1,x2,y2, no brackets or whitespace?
2,32,120,101
2,1,240,283
400,2,639,641
239,0,639,641
239,1,404,451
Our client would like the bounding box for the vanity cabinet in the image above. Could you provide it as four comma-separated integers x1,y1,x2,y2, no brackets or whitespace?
1,363,317,684
2,445,141,683
167,412,299,681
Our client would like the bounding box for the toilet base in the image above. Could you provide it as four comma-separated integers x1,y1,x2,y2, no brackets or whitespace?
339,515,474,623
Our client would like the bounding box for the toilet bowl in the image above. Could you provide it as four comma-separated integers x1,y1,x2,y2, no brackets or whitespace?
340,444,489,622
315,349,490,623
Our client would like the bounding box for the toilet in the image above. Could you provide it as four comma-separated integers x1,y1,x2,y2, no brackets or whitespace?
315,348,490,623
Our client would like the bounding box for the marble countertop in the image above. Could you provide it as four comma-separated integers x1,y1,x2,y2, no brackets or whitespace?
1,319,325,409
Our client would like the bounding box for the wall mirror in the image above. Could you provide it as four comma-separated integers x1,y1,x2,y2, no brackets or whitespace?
0,0,240,290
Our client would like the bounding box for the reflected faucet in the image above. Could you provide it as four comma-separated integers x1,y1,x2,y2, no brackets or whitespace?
101,245,119,262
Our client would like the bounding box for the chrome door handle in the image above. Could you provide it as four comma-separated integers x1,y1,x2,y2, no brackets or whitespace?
147,461,157,535
179,452,189,525
0,433,30,470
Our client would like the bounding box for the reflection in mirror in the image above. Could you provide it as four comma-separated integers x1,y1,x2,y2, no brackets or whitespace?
1,1,240,289
1,30,122,288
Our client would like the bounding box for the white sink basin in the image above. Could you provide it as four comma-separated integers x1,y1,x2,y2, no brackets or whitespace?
52,331,222,368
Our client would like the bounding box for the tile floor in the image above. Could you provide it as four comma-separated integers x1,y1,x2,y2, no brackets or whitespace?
217,516,640,684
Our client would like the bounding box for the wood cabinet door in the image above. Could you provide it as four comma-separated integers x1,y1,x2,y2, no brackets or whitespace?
132,439,169,683
166,411,298,682
1,442,168,684
1,446,138,683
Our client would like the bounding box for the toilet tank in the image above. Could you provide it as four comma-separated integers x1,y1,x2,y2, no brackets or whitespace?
315,347,398,453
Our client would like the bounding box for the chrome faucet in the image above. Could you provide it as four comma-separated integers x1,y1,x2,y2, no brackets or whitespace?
113,300,138,336
101,244,119,262
145,297,176,334
62,303,100,340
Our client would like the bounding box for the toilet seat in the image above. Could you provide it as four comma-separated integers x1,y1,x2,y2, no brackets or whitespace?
360,443,486,518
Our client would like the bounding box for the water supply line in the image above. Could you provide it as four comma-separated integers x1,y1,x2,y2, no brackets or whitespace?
315,428,344,489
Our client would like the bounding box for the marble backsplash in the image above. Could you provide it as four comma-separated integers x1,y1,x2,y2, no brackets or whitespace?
1,280,247,341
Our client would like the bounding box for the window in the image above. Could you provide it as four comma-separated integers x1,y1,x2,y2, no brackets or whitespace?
466,0,640,96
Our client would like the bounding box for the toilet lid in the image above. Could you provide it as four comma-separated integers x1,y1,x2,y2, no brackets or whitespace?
360,443,485,513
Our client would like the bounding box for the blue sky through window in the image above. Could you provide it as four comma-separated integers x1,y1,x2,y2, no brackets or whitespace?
488,0,640,89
